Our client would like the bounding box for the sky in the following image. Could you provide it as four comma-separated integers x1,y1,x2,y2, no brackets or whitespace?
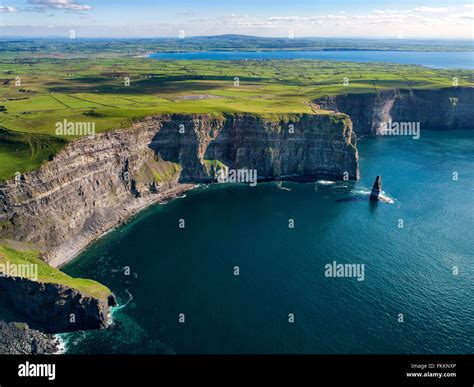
0,0,473,38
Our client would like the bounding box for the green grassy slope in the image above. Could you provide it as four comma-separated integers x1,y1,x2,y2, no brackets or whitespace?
0,57,472,181
0,128,67,181
0,245,111,301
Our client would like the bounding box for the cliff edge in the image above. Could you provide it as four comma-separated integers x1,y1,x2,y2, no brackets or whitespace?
314,87,474,135
0,112,359,266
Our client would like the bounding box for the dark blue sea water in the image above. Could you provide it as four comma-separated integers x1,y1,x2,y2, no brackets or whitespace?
62,131,474,354
148,50,474,69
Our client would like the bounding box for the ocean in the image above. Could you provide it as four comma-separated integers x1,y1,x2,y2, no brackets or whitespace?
61,130,474,354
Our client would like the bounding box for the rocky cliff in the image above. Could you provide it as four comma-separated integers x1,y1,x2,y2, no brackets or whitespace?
0,274,116,333
314,87,474,135
0,320,60,354
0,112,357,340
0,112,358,265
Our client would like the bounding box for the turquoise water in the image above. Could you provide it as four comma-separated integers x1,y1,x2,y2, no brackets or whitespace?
62,131,474,354
149,50,474,69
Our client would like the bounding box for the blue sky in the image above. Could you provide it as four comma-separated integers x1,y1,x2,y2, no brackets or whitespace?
1,0,473,38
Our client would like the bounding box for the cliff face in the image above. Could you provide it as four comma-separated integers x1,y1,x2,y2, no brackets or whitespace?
152,113,359,182
0,113,358,264
0,275,116,333
0,321,60,354
315,87,474,135
0,112,358,335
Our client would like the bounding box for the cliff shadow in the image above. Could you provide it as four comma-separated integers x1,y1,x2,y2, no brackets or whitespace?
147,116,214,183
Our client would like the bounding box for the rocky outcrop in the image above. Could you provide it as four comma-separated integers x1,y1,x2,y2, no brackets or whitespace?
152,113,359,182
0,320,60,354
0,274,116,333
0,113,358,265
314,87,474,135
370,176,382,201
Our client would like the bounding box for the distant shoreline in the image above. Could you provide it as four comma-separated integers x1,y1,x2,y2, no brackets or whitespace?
147,49,474,70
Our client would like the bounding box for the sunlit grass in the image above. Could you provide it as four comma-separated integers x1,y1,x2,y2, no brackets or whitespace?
0,245,111,301
0,57,472,181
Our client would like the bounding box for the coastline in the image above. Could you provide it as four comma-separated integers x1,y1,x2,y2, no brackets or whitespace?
50,131,474,355
0,321,61,354
48,183,196,269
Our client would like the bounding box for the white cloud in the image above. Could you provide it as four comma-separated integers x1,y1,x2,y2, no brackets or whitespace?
0,6,18,13
372,9,400,15
28,0,92,11
183,6,473,38
2,4,472,38
411,7,450,13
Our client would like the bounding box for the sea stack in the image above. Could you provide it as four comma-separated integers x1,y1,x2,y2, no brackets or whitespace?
370,176,382,201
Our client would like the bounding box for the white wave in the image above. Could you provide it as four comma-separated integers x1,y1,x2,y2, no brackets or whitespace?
112,289,134,313
53,334,67,355
352,189,371,195
58,330,87,351
275,182,291,191
317,180,336,185
379,193,395,204
351,188,395,203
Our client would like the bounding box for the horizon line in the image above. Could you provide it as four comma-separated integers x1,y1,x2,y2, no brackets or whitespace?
1,34,473,41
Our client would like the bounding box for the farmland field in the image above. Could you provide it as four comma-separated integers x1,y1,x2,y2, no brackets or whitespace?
0,55,472,181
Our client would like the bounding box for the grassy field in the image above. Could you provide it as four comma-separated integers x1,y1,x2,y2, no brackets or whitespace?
0,245,112,300
0,56,472,181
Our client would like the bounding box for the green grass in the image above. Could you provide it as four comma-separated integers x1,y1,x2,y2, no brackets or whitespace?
136,157,182,184
0,127,67,181
203,159,228,175
0,57,472,181
0,245,112,301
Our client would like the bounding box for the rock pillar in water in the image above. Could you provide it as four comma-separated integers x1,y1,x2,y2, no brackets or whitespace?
370,175,382,201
